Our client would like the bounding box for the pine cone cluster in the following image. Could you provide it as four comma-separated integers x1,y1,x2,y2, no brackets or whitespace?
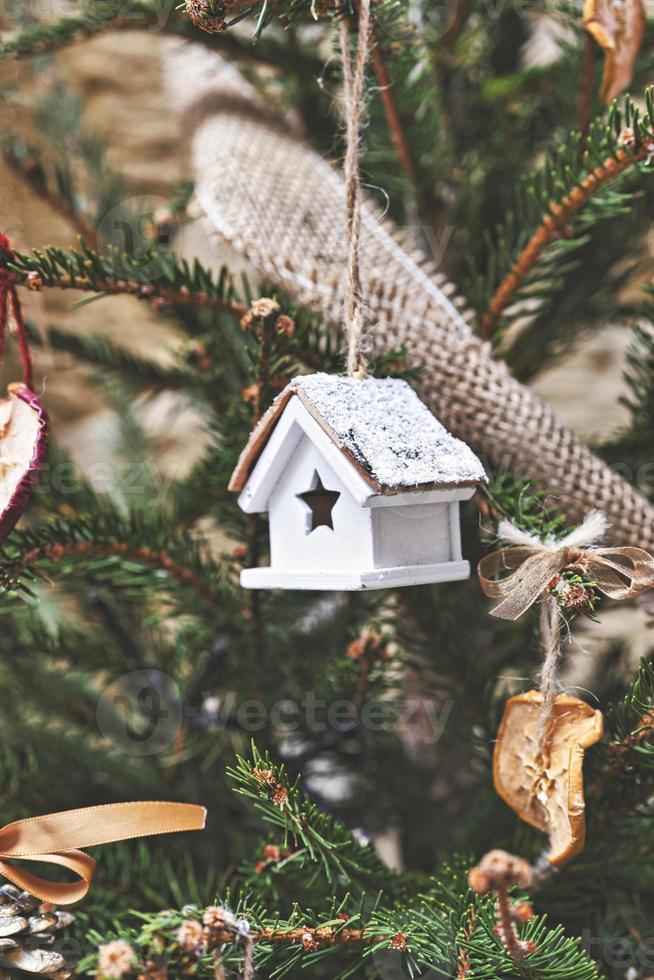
185,0,227,33
0,885,74,978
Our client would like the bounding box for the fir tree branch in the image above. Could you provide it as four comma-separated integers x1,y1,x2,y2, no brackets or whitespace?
211,922,371,947
3,243,247,319
40,327,195,390
0,2,158,57
369,23,421,193
228,746,400,891
481,138,652,337
4,539,217,603
456,906,476,979
0,0,323,74
588,660,654,823
0,516,223,606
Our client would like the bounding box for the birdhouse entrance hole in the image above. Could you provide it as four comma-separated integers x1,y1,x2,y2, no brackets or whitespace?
296,471,340,534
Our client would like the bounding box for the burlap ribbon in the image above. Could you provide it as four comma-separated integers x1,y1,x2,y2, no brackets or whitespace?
478,512,654,620
163,40,654,551
0,801,206,904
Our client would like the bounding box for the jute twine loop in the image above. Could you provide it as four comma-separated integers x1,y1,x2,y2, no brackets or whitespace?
478,512,654,622
478,510,654,747
340,0,372,378
538,593,562,753
213,913,254,979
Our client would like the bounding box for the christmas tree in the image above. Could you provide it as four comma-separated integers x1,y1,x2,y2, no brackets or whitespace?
0,1,653,977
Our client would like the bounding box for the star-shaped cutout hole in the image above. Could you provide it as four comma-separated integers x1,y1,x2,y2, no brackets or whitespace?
297,472,340,533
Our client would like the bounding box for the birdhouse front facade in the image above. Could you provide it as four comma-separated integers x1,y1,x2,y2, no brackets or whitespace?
229,374,487,590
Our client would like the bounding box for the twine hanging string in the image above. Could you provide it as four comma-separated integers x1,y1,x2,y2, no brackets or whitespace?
537,593,561,756
478,511,654,751
212,909,254,980
340,0,372,378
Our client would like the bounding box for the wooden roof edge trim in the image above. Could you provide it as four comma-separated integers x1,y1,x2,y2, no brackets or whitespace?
227,387,297,492
229,385,489,495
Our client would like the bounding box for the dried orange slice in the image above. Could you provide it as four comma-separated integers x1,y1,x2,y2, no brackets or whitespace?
493,691,603,867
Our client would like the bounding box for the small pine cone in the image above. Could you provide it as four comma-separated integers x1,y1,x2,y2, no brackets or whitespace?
618,127,637,151
0,885,75,979
242,383,260,406
137,960,168,980
185,0,227,33
176,919,204,953
250,297,280,319
558,581,594,613
262,844,281,861
252,767,276,786
510,901,535,924
494,924,538,956
468,850,533,894
203,905,233,930
301,931,318,952
389,933,408,951
25,271,42,291
98,938,135,978
271,785,289,808
347,628,385,661
275,314,295,337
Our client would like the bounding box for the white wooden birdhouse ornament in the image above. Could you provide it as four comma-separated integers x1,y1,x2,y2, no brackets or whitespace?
229,374,487,590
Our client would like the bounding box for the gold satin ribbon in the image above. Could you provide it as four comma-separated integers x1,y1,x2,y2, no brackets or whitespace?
0,801,206,904
478,544,654,620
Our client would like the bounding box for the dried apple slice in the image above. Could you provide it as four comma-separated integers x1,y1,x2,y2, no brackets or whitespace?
493,691,604,868
0,384,49,541
583,0,645,104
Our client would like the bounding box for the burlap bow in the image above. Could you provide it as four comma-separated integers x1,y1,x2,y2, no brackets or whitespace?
0,801,206,904
478,511,654,620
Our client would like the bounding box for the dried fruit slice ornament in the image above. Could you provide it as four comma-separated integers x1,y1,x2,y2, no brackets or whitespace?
583,0,645,104
0,236,49,542
494,691,604,867
0,385,48,541
476,511,652,867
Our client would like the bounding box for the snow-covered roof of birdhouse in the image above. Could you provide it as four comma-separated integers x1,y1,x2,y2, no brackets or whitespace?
229,373,487,495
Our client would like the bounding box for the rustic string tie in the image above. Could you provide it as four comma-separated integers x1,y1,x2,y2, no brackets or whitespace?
479,510,654,751
0,801,206,905
478,510,654,622
0,235,34,392
212,907,254,980
340,0,372,379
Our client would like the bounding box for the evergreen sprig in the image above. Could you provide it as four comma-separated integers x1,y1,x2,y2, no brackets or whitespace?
0,0,323,72
588,660,654,821
472,91,654,339
81,778,601,980
228,745,399,892
0,512,224,606
3,242,246,318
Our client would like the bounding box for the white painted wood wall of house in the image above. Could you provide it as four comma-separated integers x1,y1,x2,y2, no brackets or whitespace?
268,433,463,573
268,436,374,572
